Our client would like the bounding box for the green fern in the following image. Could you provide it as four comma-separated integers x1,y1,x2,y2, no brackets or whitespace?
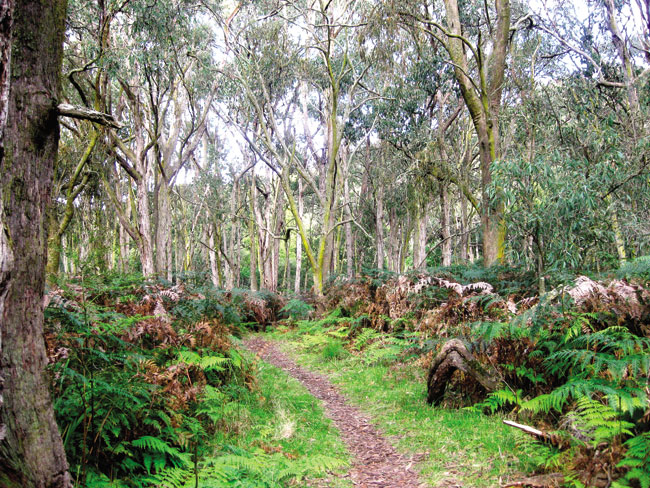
471,388,522,413
132,436,191,468
614,433,650,488
569,397,634,447
354,328,380,350
176,350,231,372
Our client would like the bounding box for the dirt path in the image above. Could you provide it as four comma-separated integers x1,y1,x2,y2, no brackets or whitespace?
243,336,428,488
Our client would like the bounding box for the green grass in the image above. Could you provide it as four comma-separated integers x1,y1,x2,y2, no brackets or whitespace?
202,348,352,487
268,325,529,488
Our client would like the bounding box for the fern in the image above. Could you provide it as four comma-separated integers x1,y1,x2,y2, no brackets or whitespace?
142,467,195,488
568,397,634,447
471,388,522,413
280,299,314,320
176,350,231,372
132,436,191,469
327,326,350,339
614,433,650,488
354,328,380,350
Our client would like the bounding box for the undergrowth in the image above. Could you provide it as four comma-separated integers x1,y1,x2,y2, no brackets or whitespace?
270,267,650,487
45,274,346,487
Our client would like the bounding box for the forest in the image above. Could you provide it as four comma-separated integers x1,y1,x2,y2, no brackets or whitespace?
1,0,649,487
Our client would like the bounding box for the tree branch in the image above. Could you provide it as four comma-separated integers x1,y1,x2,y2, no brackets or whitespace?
57,103,122,128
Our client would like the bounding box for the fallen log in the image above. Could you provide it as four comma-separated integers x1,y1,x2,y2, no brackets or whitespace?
503,420,547,439
426,338,501,405
502,420,571,449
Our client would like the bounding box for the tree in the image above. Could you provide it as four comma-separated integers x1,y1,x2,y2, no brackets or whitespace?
398,0,514,265
221,0,373,294
0,0,71,486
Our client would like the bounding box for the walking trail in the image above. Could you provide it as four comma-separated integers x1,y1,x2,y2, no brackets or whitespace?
243,336,429,488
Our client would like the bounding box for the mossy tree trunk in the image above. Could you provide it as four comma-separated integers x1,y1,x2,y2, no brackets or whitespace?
440,0,510,266
0,0,71,486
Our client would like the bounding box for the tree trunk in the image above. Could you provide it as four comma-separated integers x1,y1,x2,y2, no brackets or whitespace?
603,0,641,121
459,145,470,263
208,224,220,288
0,0,71,486
376,183,385,269
226,177,240,289
388,207,399,272
249,175,258,291
442,0,509,266
426,339,501,406
174,227,183,281
135,173,155,276
0,0,13,163
294,177,303,293
440,181,452,267
343,147,354,279
414,203,428,269
155,177,173,281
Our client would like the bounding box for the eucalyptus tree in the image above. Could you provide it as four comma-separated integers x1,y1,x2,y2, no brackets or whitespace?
0,0,71,486
395,0,535,265
531,0,650,264
97,0,216,277
220,0,374,294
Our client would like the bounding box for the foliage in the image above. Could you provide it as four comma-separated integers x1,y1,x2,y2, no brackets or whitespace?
617,256,650,283
280,299,314,321
45,274,342,487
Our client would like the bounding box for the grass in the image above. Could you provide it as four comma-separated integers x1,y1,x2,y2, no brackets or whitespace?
203,348,352,487
267,324,530,488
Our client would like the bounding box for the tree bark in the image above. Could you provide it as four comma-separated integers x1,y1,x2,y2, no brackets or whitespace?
155,177,173,281
0,0,13,164
440,181,452,266
413,203,428,269
208,224,220,288
0,0,71,486
376,182,385,269
426,339,501,405
249,174,258,291
441,0,509,266
294,177,303,293
342,145,354,279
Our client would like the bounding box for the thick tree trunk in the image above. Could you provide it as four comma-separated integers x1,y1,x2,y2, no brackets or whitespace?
0,0,71,486
442,0,509,267
0,0,14,470
0,0,13,164
135,168,155,276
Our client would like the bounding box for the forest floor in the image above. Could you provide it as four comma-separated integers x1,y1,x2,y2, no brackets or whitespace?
244,333,526,488
244,336,428,488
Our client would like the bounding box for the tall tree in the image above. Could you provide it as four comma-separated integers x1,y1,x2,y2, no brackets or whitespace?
0,0,71,486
